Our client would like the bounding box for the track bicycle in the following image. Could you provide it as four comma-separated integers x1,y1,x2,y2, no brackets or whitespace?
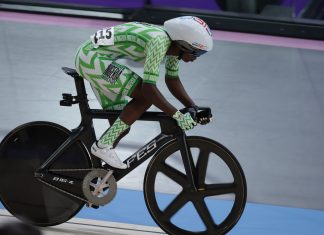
0,67,247,235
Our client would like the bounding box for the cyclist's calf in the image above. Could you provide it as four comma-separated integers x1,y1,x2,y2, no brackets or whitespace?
109,95,152,147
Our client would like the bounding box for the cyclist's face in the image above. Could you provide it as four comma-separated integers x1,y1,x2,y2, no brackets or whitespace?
181,52,197,62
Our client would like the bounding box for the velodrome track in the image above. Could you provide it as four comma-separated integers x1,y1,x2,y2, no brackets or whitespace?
1,10,324,235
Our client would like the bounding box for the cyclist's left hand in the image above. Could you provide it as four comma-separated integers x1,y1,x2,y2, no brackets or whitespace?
173,110,197,131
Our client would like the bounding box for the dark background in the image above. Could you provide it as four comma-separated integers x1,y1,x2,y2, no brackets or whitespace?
1,0,324,39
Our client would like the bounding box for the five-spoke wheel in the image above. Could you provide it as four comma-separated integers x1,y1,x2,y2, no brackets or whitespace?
144,136,246,235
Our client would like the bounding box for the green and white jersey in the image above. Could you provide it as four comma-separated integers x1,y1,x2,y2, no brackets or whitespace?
84,22,180,84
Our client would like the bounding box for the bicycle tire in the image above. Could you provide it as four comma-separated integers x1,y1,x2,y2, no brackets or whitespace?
0,121,92,226
144,136,247,235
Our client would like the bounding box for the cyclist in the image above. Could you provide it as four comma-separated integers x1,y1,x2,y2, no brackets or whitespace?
74,16,213,169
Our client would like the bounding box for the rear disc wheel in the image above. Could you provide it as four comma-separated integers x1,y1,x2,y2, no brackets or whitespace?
0,121,92,226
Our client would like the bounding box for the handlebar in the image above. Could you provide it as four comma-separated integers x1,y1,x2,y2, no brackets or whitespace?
179,106,212,121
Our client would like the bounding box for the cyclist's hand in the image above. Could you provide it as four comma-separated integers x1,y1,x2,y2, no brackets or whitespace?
172,110,197,131
181,105,199,120
196,108,213,125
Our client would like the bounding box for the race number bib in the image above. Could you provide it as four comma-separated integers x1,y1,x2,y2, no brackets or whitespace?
90,27,114,48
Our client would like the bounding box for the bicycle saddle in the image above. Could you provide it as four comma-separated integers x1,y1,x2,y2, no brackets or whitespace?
62,67,80,78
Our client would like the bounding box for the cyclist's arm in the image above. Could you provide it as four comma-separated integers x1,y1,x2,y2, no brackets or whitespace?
164,56,195,108
141,36,178,116
165,76,196,108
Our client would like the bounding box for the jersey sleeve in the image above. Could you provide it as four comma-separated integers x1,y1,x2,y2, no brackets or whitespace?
143,36,171,84
165,56,180,78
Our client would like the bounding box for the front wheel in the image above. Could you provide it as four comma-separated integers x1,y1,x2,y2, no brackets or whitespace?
144,136,247,235
0,121,92,226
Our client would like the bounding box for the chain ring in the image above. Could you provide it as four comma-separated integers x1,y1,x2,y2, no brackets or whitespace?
82,169,117,206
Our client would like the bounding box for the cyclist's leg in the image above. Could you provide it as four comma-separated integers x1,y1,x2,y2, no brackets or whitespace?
98,81,152,152
76,49,148,146
75,46,131,168
107,116,130,148
75,46,151,169
96,64,149,147
89,85,130,148
75,46,131,148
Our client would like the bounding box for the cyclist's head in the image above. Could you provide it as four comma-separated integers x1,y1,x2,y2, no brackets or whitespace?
164,16,213,57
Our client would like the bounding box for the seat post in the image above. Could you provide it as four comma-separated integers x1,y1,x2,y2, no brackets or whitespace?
60,67,99,166
73,75,93,123
73,75,99,162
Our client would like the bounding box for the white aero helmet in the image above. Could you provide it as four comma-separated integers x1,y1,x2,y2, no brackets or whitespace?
164,16,213,56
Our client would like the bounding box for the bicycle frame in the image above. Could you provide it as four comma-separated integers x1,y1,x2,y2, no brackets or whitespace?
0,67,246,233
36,68,194,184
